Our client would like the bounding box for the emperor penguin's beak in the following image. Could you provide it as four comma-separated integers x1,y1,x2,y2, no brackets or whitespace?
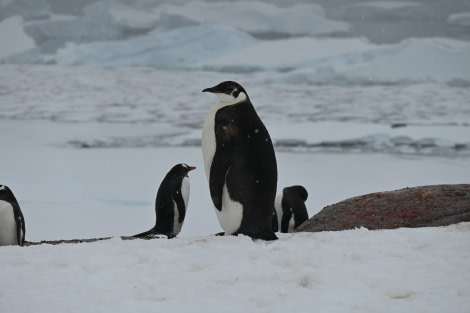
202,86,218,93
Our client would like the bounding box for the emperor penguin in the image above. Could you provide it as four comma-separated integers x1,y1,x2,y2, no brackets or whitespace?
134,163,195,239
0,185,26,246
275,185,309,233
202,81,278,240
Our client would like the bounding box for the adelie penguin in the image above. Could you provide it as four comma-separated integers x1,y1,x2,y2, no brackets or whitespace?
0,185,26,246
274,185,309,233
202,81,278,241
134,163,196,239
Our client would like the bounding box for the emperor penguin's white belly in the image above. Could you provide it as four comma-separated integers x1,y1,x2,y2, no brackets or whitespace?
201,100,239,180
202,102,243,235
215,183,243,235
201,104,218,180
0,200,18,246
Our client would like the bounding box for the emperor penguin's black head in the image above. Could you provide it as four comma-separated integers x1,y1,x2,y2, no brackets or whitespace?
202,81,249,105
169,163,196,177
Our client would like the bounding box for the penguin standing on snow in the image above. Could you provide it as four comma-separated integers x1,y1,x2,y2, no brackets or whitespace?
275,185,309,233
134,163,196,239
0,185,26,246
202,81,278,241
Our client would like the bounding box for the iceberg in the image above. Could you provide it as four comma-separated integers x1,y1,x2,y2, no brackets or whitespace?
344,1,434,19
155,1,350,37
447,12,470,28
0,15,35,59
1,0,469,85
0,0,50,22
55,24,258,67
274,37,470,85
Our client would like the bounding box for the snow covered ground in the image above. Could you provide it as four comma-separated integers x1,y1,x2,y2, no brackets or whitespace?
0,0,469,312
1,225,469,313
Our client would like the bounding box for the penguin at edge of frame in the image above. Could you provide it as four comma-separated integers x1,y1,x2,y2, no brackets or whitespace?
0,185,26,246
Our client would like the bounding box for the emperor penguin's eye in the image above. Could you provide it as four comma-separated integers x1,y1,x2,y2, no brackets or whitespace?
232,89,240,98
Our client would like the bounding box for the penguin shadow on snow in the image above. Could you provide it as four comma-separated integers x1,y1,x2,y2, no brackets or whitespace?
0,185,26,246
130,163,196,240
